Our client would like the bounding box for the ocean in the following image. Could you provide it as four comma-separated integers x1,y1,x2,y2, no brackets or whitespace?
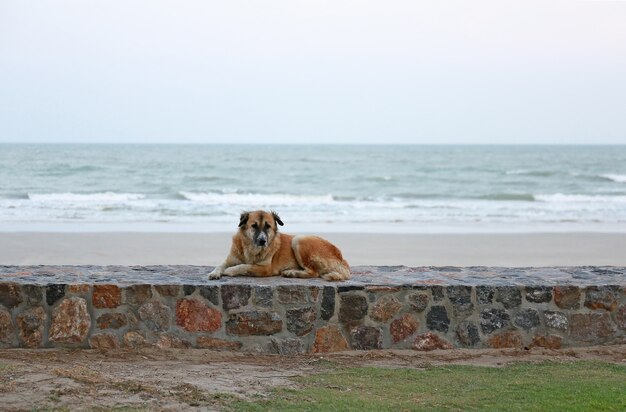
1,144,625,233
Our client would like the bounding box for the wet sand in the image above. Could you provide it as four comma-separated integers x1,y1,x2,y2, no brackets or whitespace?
0,232,624,266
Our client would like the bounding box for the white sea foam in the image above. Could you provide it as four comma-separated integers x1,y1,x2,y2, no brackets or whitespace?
179,192,335,206
535,193,626,203
601,174,626,183
505,169,528,175
367,175,393,182
28,192,146,203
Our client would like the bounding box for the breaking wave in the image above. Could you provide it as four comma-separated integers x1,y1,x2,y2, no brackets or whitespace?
535,193,626,203
179,192,335,206
28,192,146,203
600,174,626,183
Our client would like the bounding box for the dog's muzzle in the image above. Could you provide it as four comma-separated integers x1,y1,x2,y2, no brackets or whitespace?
256,232,268,247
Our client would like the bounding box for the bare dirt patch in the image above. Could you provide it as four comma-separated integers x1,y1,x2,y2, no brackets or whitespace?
1,345,625,411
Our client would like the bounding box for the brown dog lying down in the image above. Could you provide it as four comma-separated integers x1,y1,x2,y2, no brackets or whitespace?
208,210,350,281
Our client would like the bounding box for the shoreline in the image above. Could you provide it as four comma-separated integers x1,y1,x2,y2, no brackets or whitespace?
3,221,626,234
1,231,624,267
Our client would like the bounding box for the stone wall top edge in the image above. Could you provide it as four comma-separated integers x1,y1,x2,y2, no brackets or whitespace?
0,265,625,287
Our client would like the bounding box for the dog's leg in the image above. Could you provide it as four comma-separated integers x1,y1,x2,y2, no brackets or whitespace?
223,264,273,277
320,271,350,281
209,256,241,279
319,260,351,281
281,269,317,278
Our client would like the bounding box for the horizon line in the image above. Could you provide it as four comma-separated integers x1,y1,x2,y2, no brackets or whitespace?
1,142,625,146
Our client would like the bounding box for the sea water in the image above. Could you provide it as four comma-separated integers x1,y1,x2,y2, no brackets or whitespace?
1,144,625,232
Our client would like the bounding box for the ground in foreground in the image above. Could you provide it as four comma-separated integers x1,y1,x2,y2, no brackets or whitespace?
1,346,625,411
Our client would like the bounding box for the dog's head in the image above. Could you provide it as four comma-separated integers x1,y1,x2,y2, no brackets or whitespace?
238,210,284,248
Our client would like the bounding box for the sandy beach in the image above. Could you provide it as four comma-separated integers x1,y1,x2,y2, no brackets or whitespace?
0,232,624,267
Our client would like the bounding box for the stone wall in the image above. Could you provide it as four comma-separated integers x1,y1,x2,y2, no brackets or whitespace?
1,266,625,353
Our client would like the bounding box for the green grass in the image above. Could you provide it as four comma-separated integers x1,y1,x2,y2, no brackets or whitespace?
229,361,626,411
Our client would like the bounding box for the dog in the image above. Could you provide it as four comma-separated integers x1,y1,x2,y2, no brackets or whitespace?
208,210,350,281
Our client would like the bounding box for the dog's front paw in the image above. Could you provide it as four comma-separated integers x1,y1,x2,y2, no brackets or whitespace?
208,268,222,280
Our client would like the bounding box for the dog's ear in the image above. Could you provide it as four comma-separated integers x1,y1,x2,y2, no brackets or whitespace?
271,211,284,227
238,212,250,228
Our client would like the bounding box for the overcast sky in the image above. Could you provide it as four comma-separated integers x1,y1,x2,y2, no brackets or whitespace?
1,1,625,144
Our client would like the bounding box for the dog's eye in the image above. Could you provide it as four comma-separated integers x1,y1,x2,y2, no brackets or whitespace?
264,222,271,230
251,223,259,229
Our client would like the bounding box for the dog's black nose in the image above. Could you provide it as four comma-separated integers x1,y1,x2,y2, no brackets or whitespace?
259,239,266,246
